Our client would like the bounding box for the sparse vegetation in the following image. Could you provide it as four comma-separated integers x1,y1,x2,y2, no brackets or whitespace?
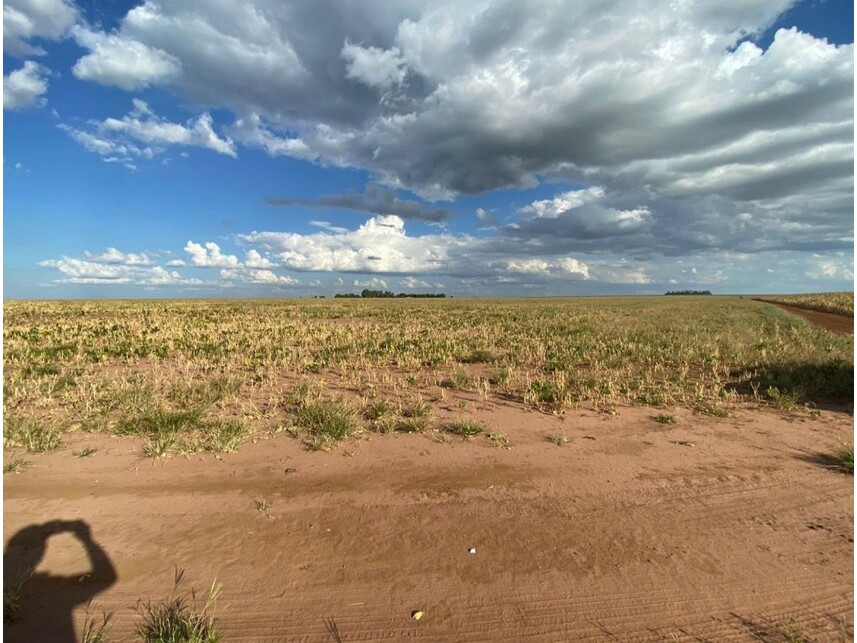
254,497,271,513
835,443,853,474
4,417,63,452
692,400,730,418
653,413,677,424
74,447,98,458
3,458,30,474
81,604,114,643
547,433,569,446
3,566,33,622
363,399,391,421
395,416,430,433
487,432,512,449
446,419,486,436
294,398,359,445
135,568,221,643
3,296,852,456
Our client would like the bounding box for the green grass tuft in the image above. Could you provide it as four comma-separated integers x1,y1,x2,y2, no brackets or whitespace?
3,458,30,474
203,419,249,453
835,443,853,474
363,399,391,421
547,433,569,446
117,408,205,437
487,432,512,449
401,401,430,418
4,417,64,452
395,416,429,433
3,566,33,622
446,419,486,436
135,568,221,643
81,605,113,643
294,398,359,443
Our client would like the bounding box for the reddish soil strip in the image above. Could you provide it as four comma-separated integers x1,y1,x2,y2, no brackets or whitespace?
755,300,854,335
4,404,853,641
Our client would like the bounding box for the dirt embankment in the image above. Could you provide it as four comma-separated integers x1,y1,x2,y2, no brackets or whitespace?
4,404,853,641
755,300,854,335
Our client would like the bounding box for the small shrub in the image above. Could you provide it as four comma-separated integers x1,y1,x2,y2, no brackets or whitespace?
487,432,512,449
547,433,569,446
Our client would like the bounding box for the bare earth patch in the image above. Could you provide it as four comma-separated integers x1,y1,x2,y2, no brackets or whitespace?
757,300,854,336
4,404,853,641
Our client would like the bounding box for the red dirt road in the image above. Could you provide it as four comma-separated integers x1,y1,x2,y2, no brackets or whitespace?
755,301,854,335
4,404,853,641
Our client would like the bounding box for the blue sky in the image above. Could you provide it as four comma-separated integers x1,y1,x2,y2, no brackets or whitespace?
4,0,854,298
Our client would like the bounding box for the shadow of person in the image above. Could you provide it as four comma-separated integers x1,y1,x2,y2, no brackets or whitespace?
4,520,117,643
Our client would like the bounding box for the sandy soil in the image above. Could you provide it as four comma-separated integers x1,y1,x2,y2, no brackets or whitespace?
755,301,854,335
4,401,853,642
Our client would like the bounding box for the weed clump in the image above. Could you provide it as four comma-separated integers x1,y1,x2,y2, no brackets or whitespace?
3,459,30,474
446,419,486,436
118,409,249,458
835,443,853,474
547,433,569,446
4,417,63,453
395,417,429,433
294,398,359,444
135,568,221,643
3,566,33,622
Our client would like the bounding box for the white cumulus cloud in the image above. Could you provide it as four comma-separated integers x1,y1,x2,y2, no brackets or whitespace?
184,241,240,268
4,0,77,57
4,61,48,110
59,99,236,166
72,26,181,90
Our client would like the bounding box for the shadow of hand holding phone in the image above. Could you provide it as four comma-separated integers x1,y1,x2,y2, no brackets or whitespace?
4,520,117,642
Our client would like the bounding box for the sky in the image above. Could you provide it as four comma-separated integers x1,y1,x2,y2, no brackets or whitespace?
3,0,854,299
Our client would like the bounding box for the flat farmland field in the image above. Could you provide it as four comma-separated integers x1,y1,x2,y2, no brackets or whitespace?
3,296,854,641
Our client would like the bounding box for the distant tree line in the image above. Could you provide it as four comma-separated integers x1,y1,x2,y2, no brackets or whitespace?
664,290,712,296
334,289,446,298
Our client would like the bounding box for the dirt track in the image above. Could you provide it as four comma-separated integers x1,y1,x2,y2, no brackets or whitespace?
4,403,853,642
755,301,854,335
